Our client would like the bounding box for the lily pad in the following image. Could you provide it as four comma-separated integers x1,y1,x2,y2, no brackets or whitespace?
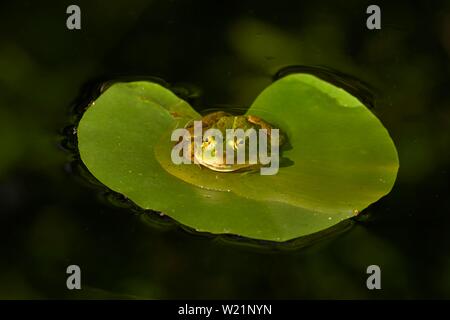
77,74,399,242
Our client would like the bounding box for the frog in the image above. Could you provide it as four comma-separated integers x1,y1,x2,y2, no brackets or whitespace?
182,111,285,172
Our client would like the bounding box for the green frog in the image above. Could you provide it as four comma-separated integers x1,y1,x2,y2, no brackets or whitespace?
183,111,285,172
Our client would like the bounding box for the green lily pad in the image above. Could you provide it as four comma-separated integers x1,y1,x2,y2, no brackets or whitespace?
77,74,399,242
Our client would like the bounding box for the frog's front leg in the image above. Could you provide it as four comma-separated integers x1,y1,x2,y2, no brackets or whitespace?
247,115,286,146
247,115,271,130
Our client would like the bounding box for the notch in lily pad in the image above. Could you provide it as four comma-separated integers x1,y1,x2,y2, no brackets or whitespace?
76,73,399,242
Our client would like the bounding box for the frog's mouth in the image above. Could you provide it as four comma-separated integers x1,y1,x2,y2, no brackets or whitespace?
193,135,256,172
195,160,255,172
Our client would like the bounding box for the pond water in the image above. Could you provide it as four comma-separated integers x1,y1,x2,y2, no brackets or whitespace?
0,0,449,298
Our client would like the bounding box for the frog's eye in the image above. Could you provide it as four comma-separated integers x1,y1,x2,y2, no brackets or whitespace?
204,136,217,147
234,138,244,150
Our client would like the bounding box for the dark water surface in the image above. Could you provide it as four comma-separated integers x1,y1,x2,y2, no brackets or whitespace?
0,0,449,298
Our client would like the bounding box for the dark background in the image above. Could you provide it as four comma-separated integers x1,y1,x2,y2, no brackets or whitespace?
0,0,449,299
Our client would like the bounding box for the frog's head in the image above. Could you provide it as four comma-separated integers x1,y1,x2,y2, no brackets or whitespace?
188,111,285,172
